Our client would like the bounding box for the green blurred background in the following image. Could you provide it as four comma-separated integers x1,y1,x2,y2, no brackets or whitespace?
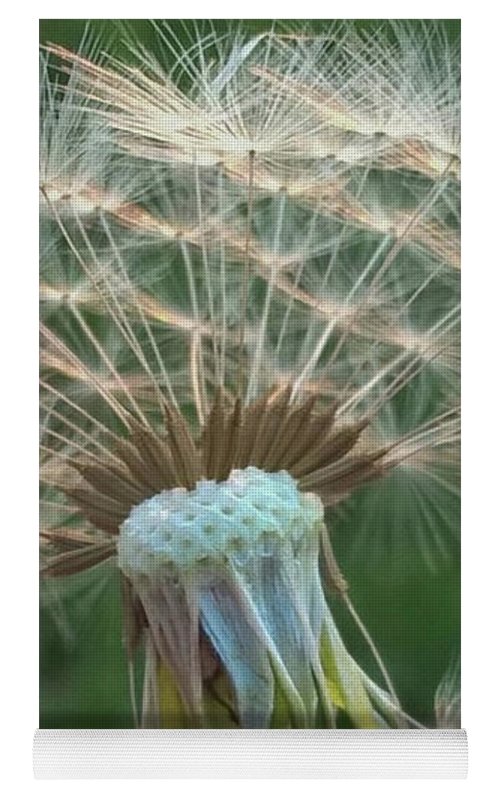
39,19,460,728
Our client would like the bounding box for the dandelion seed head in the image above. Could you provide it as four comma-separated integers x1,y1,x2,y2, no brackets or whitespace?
40,20,460,728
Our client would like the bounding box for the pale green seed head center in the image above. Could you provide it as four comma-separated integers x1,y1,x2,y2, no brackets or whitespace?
117,466,324,580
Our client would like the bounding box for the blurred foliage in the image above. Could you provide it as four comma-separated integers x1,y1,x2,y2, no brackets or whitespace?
39,18,460,729
40,18,460,60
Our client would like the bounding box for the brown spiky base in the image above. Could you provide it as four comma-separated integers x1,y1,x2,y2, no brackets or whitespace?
42,384,389,580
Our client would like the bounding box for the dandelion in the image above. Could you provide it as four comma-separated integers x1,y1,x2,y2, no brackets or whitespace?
40,20,460,729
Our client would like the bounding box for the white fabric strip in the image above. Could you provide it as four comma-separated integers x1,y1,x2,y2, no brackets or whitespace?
34,729,467,779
